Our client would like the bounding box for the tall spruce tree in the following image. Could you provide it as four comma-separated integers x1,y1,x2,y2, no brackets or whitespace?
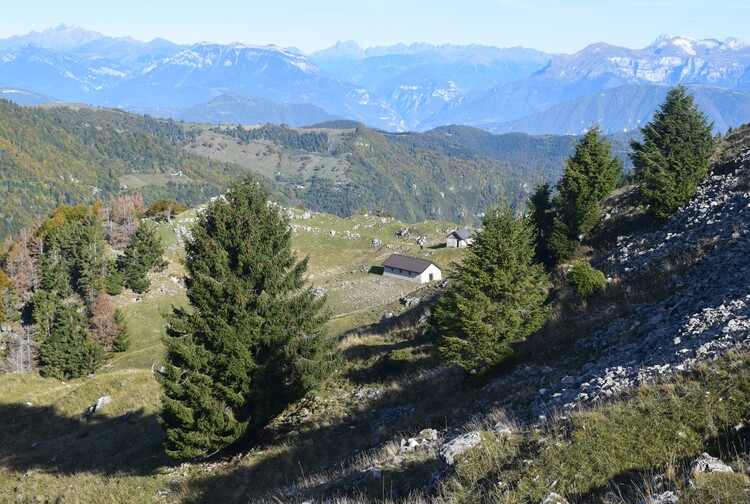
527,183,555,268
430,206,551,373
71,213,108,308
117,222,166,293
157,176,336,459
38,302,103,380
631,86,715,219
548,126,622,263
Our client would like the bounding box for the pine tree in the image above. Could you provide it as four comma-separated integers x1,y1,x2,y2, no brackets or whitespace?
527,183,555,267
157,176,336,459
117,222,165,293
30,289,58,342
111,308,131,352
631,86,715,219
36,207,109,304
71,213,108,308
37,226,74,298
38,302,103,380
549,126,622,263
430,206,551,373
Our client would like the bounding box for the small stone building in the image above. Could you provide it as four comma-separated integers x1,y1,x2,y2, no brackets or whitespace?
382,254,442,283
446,229,474,248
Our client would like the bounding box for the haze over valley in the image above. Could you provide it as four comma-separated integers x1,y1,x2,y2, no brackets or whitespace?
2,24,750,134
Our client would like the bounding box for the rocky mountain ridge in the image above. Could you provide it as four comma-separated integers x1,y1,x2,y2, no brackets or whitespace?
1,26,749,134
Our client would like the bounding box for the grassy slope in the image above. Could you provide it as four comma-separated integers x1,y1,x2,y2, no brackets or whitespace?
0,207,466,503
4,198,750,503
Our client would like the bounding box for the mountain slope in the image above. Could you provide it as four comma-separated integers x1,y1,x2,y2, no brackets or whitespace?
0,88,59,106
489,83,750,135
177,92,340,126
0,45,127,103
0,101,248,237
102,43,402,128
426,36,750,133
310,42,550,129
188,123,586,226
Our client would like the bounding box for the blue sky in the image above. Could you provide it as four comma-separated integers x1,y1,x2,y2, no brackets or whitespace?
2,0,749,54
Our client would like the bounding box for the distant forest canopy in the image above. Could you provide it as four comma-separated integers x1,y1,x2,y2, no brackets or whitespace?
211,123,331,153
0,100,249,238
0,99,637,239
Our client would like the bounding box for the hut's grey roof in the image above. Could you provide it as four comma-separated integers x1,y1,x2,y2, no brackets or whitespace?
449,229,472,241
383,254,437,274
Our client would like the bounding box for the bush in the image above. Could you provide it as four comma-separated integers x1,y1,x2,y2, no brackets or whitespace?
568,261,606,299
144,199,187,222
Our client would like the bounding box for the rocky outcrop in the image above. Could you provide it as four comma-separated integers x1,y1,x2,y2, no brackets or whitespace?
485,149,750,422
439,431,481,465
689,452,734,484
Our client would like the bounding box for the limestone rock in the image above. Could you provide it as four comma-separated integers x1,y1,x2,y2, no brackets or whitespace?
439,431,481,465
82,396,112,419
402,296,421,307
540,492,568,504
644,490,680,504
689,452,733,486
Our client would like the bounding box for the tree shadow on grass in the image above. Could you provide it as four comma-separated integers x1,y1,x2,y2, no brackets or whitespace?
178,356,467,503
561,440,749,503
0,402,171,476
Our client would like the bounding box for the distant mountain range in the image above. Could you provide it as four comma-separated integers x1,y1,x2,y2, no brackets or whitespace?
1,24,749,134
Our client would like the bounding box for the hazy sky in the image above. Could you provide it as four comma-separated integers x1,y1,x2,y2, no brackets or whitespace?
2,0,749,54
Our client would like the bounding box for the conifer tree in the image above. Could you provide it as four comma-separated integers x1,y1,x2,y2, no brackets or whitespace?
430,206,550,372
111,308,131,352
158,176,336,459
548,126,622,263
117,222,165,293
30,289,59,342
527,183,555,267
38,226,74,298
38,302,103,380
71,214,108,308
631,86,715,219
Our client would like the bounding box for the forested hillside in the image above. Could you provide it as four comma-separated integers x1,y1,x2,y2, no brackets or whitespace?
195,123,597,225
0,100,247,238
0,101,630,239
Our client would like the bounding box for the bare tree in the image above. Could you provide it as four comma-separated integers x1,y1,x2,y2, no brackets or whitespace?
3,326,37,374
104,194,143,249
3,228,39,301
89,292,118,351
